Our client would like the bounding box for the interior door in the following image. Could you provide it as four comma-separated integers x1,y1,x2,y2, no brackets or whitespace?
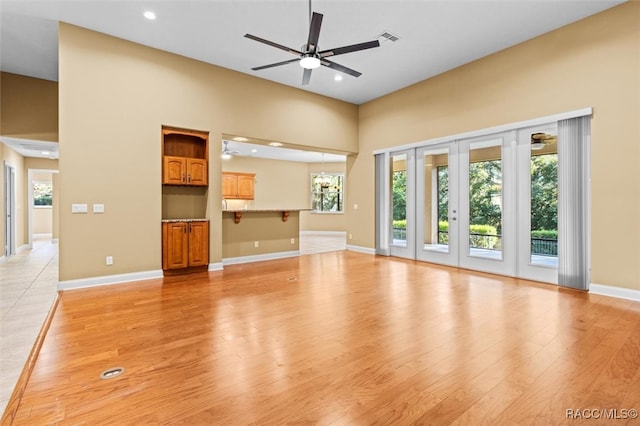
389,149,415,259
416,143,459,266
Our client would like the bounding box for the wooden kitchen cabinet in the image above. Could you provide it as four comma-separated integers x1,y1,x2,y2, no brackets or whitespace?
162,127,208,186
162,221,209,272
162,156,207,185
222,172,255,199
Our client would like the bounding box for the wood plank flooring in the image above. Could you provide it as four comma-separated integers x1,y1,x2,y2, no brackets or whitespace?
5,251,640,425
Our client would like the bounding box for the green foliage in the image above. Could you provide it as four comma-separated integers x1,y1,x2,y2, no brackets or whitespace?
393,219,406,229
392,170,406,221
531,229,557,239
531,154,558,232
437,166,448,223
469,224,500,249
469,160,502,232
438,221,448,231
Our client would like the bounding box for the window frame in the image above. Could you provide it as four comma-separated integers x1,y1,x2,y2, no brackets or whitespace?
310,172,345,214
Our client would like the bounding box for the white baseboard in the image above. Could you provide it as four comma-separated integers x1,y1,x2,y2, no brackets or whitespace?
222,250,300,266
590,283,640,302
208,262,224,271
33,233,53,238
17,244,29,254
300,230,347,237
58,269,164,291
346,245,376,255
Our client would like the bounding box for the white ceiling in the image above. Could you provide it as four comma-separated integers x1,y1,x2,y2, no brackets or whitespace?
0,137,59,159
0,0,624,105
222,140,345,163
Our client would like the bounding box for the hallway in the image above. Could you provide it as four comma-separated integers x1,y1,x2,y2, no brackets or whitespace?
0,236,58,415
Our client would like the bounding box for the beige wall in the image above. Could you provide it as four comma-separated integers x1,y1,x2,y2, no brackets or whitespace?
0,72,58,141
353,3,640,290
222,156,309,210
58,23,358,281
0,142,26,251
222,211,299,258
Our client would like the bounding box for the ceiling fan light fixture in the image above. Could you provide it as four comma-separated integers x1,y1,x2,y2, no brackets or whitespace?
221,151,232,159
300,55,321,69
530,142,545,151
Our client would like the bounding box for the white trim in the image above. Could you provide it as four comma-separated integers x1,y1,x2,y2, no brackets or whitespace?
222,250,300,266
347,245,376,255
300,230,347,237
58,269,164,291
208,262,224,271
17,244,29,254
373,108,593,155
33,233,53,238
590,283,640,302
0,255,5,262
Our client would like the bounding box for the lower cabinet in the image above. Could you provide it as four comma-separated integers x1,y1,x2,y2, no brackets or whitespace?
162,220,209,272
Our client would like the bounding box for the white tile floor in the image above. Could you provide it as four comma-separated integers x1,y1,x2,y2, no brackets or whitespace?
0,235,59,417
0,233,344,416
299,232,347,255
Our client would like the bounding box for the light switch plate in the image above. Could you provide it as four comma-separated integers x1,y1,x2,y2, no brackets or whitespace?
71,204,88,214
93,204,105,213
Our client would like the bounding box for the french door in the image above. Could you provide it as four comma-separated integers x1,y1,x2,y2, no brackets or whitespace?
396,127,558,283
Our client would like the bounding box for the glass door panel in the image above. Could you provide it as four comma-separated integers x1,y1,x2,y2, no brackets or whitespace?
459,133,516,276
390,150,415,259
416,144,458,266
516,124,558,284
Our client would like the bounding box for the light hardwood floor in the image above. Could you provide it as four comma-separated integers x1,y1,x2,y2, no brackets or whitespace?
4,251,640,425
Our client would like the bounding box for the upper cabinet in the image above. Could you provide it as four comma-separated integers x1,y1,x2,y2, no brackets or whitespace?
222,172,255,200
162,127,209,186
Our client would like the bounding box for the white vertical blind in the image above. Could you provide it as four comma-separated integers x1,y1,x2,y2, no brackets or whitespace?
557,116,591,290
375,153,390,255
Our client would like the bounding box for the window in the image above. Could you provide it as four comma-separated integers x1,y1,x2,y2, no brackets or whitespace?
311,173,344,213
33,181,53,207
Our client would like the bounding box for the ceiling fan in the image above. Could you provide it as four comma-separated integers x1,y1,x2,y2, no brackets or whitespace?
244,1,380,85
221,140,240,159
530,132,557,150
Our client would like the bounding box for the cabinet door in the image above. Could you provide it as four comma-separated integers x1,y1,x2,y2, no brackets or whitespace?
163,156,186,185
188,221,209,267
163,222,189,269
187,159,207,186
222,173,237,198
237,175,255,199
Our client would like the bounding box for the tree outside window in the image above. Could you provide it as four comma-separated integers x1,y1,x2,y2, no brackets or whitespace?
311,173,343,213
33,181,53,206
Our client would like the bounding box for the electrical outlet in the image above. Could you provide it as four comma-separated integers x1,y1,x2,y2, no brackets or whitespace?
291,238,295,244
353,203,359,210
254,241,259,248
106,256,113,265
349,233,353,240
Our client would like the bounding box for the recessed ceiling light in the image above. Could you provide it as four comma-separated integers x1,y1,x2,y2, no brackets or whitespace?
334,75,343,82
41,151,50,155
269,142,283,147
143,11,156,20
233,137,248,142
251,149,258,153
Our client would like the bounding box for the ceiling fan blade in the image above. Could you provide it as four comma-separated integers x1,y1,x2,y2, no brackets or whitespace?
302,68,312,85
252,58,301,71
319,40,380,58
306,12,323,52
321,59,361,78
244,34,302,55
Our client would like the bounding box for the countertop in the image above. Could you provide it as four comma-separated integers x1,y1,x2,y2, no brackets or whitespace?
222,209,312,212
161,218,209,223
